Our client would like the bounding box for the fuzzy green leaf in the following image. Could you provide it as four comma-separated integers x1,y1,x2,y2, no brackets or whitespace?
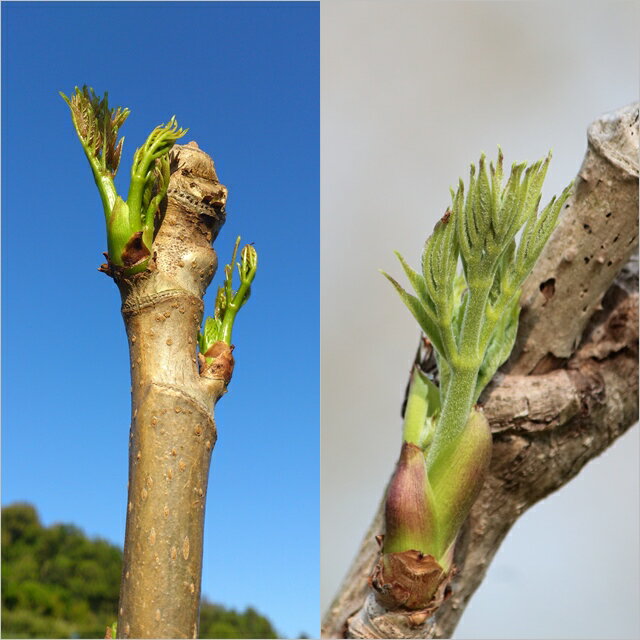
60,86,129,177
383,149,572,568
511,181,572,288
403,367,441,450
127,116,188,233
200,238,258,349
199,316,223,355
382,272,446,357
395,251,435,317
475,154,492,243
474,294,520,401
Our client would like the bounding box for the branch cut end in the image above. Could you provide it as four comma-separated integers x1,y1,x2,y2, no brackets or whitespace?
370,550,452,613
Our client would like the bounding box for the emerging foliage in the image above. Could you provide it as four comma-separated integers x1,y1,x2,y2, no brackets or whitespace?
61,86,187,273
375,151,572,610
198,237,258,357
128,116,188,248
385,150,572,412
60,86,130,180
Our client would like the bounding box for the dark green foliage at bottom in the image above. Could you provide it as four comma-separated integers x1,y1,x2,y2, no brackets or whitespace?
1,503,278,639
199,601,278,639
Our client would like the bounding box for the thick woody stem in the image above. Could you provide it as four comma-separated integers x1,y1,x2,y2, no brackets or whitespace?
322,104,639,639
509,102,639,375
116,143,229,639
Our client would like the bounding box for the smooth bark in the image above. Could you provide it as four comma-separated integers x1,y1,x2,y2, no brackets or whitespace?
322,104,639,639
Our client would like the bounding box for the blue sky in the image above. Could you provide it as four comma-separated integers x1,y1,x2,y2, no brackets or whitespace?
1,2,319,637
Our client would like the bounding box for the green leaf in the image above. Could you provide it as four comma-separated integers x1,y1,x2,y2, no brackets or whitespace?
383,148,572,568
475,154,492,243
233,243,258,309
131,116,188,178
127,116,188,230
198,316,223,357
142,154,171,248
402,366,441,449
201,238,259,349
488,239,515,305
462,164,478,254
395,251,434,315
60,86,129,177
512,181,572,287
60,86,126,215
489,147,504,225
516,154,550,230
418,218,460,362
214,285,228,320
452,179,472,266
419,372,441,451
450,273,468,338
474,294,520,400
497,161,527,240
382,272,445,357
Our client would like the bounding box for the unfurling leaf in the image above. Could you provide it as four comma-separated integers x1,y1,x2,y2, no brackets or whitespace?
60,86,130,177
199,237,259,353
380,150,572,606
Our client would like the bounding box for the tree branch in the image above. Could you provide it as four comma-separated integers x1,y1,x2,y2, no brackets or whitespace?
509,102,639,375
322,104,639,639
116,142,230,639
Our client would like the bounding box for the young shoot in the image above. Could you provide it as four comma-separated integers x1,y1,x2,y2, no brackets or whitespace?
375,150,573,610
198,237,258,362
61,86,187,273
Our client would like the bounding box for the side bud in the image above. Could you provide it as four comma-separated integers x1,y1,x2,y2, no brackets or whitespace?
383,442,436,555
428,409,492,558
371,442,450,611
239,244,258,287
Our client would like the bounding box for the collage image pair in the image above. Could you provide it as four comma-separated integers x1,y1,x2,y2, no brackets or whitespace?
2,2,638,639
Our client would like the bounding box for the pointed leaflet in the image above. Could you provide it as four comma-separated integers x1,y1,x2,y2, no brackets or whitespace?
383,149,571,570
142,154,171,249
511,181,572,289
128,117,188,232
475,154,493,246
474,293,520,401
402,366,441,450
395,251,436,317
488,239,515,306
60,86,130,178
60,86,129,214
382,272,446,357
200,238,258,354
489,147,504,230
462,164,479,256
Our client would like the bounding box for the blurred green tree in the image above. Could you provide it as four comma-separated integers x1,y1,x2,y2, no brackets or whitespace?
1,504,278,639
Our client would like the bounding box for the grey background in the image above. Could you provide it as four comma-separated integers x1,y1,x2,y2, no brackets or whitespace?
321,2,639,639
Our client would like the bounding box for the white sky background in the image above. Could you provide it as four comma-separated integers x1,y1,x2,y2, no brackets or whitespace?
320,2,639,638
